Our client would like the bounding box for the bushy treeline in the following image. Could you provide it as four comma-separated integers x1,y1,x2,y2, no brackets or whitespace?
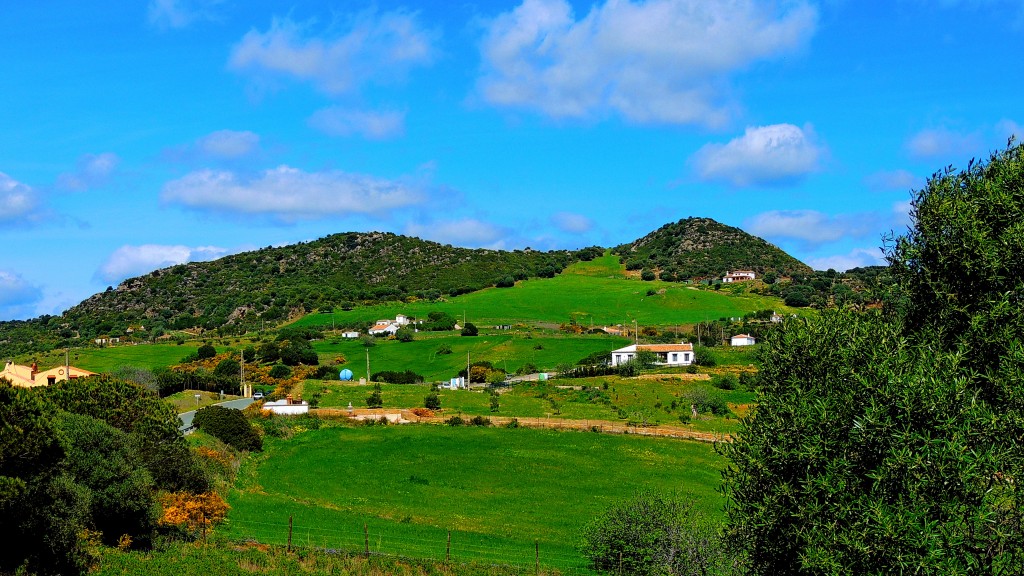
724,142,1024,573
0,375,211,575
371,370,424,384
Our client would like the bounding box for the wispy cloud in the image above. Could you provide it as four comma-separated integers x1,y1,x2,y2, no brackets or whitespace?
147,0,222,29
905,127,982,160
0,172,43,223
57,152,120,191
161,165,425,222
0,269,43,319
405,218,510,248
477,0,816,126
195,130,260,159
745,209,879,246
691,124,824,187
308,107,406,140
864,168,921,192
229,10,437,96
97,244,232,284
806,247,885,272
551,211,593,234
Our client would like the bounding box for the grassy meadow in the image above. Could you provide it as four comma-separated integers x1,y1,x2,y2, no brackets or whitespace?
292,255,792,331
223,424,726,572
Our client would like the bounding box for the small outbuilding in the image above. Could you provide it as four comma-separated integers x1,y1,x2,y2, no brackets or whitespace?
731,334,756,346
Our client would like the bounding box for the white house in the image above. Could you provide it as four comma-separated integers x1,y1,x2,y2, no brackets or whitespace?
722,270,756,283
731,334,756,346
368,315,413,335
260,396,310,415
610,343,694,367
341,331,360,338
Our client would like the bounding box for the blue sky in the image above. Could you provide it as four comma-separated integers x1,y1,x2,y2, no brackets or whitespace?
2,0,1022,320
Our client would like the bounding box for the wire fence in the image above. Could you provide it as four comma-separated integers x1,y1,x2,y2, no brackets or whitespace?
222,516,599,575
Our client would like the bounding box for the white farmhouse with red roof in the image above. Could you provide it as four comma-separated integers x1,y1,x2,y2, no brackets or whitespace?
722,270,756,283
609,343,694,367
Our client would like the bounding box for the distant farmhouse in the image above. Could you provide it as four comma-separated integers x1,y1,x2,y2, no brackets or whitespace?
2,361,96,388
341,331,360,339
610,343,694,367
602,326,625,336
731,334,756,346
722,270,756,283
368,314,413,336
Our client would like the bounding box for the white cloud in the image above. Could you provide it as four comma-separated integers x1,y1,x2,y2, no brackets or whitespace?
0,270,43,319
745,210,879,245
161,165,425,221
57,152,120,191
551,211,593,233
864,169,921,192
0,172,41,222
806,248,884,272
996,118,1023,142
405,218,509,248
147,0,221,29
229,11,436,95
308,108,405,140
97,244,231,283
905,127,981,160
196,130,260,159
691,124,824,187
477,0,817,125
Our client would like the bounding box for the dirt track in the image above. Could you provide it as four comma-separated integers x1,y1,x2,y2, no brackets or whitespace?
311,407,731,443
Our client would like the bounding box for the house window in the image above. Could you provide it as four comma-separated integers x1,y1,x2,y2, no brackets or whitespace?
671,353,677,362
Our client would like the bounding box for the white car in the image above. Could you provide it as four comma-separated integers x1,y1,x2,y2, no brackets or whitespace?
252,391,265,400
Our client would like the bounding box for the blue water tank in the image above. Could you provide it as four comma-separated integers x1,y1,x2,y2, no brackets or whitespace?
339,369,353,381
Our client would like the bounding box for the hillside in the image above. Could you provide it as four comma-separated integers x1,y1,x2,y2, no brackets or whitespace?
613,217,813,280
0,218,812,357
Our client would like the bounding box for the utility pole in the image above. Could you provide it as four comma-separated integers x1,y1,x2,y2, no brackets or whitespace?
240,350,246,397
633,319,638,344
366,348,370,382
65,347,70,377
467,351,471,388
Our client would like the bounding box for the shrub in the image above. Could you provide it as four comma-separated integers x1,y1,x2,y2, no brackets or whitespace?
461,322,478,336
196,343,216,359
372,370,424,384
580,491,736,576
640,269,656,281
469,415,492,427
436,344,453,355
445,416,465,426
193,405,262,452
424,392,441,410
712,374,737,390
505,418,520,429
268,364,291,379
365,383,383,408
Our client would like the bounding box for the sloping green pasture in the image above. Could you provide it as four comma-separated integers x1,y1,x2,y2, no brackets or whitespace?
292,256,787,331
26,342,199,373
313,333,631,382
224,425,725,572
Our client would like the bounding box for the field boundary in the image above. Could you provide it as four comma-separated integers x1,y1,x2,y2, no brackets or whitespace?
310,408,732,443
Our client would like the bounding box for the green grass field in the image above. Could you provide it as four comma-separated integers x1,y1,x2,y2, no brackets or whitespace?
306,377,754,432
223,424,726,572
22,342,199,373
314,333,631,382
292,255,791,331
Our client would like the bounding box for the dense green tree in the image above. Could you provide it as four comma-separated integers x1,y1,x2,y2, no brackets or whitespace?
213,357,240,379
278,339,318,366
724,143,1024,574
461,322,478,336
196,343,216,359
193,405,262,452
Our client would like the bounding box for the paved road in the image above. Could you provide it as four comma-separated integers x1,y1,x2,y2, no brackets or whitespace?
178,397,254,432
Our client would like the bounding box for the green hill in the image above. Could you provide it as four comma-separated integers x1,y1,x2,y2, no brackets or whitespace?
613,217,813,281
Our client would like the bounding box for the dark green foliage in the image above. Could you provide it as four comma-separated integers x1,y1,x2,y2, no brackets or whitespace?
692,347,716,367
577,350,613,366
724,143,1024,574
213,357,240,378
495,275,515,287
278,338,318,366
711,374,737,390
489,389,500,412
681,387,730,416
258,341,280,363
424,392,441,410
461,322,478,336
445,416,465,426
268,364,291,379
366,383,383,408
372,370,424,384
640,269,656,281
44,375,209,493
193,405,262,452
469,415,492,427
436,343,453,355
580,491,736,576
423,311,457,331
196,343,216,359
395,326,415,342
54,412,156,546
309,364,340,380
612,217,811,281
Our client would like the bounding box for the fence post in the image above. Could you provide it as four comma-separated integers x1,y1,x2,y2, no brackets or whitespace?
287,516,293,552
446,530,451,562
535,539,539,575
364,523,369,556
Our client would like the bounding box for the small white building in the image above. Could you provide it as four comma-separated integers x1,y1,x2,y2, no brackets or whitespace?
610,343,694,367
261,398,310,415
722,270,756,283
341,331,360,338
731,334,756,346
368,315,412,335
